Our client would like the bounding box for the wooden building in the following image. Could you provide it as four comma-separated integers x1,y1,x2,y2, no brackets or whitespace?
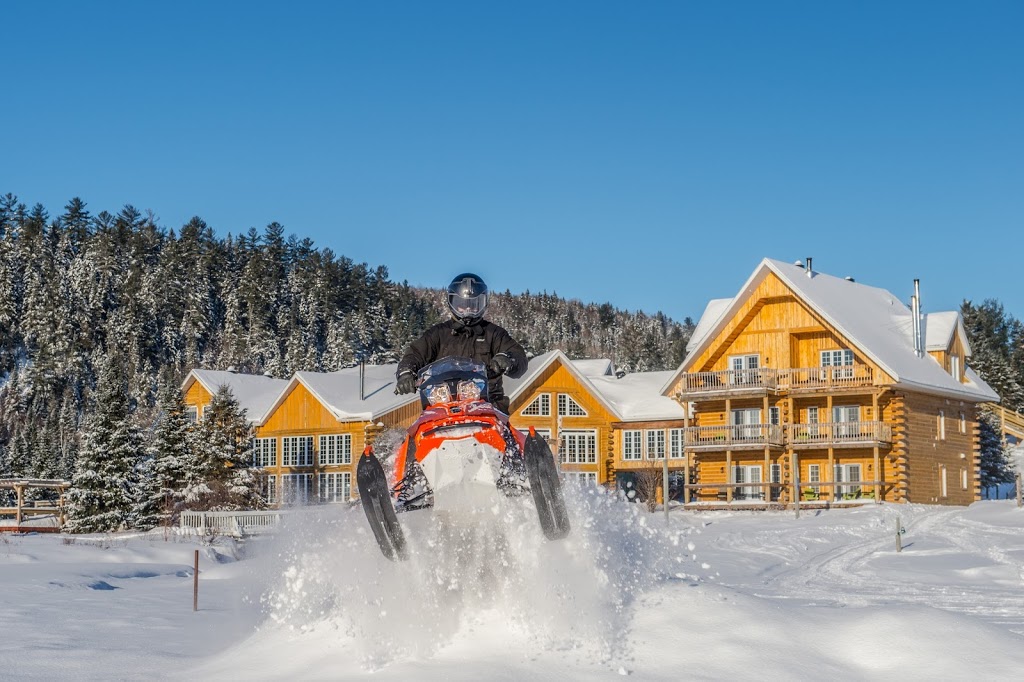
505,351,687,492
660,258,998,506
181,365,420,507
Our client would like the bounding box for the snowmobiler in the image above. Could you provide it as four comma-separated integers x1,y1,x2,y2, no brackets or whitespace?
357,356,570,561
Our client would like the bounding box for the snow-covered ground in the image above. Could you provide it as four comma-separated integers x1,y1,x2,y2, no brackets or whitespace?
3,491,1024,681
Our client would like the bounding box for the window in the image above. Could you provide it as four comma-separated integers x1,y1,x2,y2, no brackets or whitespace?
732,465,763,500
960,467,968,490
186,405,199,423
646,430,666,460
522,394,551,417
768,407,780,425
806,406,820,439
669,429,685,459
560,430,597,464
518,428,552,442
252,438,278,468
770,463,782,502
319,472,351,503
281,474,312,506
731,408,761,439
262,475,277,505
319,434,352,465
821,349,855,380
938,410,946,440
557,393,587,417
729,354,760,384
282,436,314,466
834,463,863,498
833,406,860,438
950,355,960,380
940,465,948,498
565,471,598,486
808,464,820,483
959,412,966,435
622,430,643,461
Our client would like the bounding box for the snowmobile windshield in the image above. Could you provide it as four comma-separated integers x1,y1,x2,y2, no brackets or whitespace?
418,357,489,408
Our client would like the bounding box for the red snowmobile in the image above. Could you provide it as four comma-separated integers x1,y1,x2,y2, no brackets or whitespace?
357,356,570,560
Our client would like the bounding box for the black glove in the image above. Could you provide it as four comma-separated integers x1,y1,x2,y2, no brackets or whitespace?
488,353,514,377
395,371,416,395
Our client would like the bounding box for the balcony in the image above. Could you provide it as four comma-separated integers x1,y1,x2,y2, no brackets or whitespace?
676,369,779,397
677,366,874,398
780,366,874,392
684,424,785,450
786,421,892,448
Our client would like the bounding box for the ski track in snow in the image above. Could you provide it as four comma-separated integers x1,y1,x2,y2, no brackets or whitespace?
706,505,1024,635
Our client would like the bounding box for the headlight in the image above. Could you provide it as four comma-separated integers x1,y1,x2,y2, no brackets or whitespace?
426,383,452,405
457,378,484,402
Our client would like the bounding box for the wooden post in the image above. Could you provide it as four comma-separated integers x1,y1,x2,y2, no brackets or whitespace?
725,450,733,502
683,456,690,505
193,550,199,612
662,443,670,524
873,391,881,503
793,452,801,519
15,484,24,526
895,516,903,553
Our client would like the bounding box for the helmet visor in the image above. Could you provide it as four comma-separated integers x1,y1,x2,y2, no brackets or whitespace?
449,292,487,319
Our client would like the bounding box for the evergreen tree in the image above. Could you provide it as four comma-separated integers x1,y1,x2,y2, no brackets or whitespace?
142,379,195,525
185,386,260,510
64,354,144,533
978,408,1015,490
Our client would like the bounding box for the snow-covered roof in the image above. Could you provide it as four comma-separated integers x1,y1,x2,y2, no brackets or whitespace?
665,258,998,402
923,311,971,356
505,351,685,422
571,358,615,377
283,364,420,423
182,370,289,424
686,298,733,353
588,371,687,421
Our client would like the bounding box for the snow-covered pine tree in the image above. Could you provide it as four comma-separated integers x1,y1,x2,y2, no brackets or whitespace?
978,407,1015,491
186,386,260,510
64,353,144,533
140,379,195,526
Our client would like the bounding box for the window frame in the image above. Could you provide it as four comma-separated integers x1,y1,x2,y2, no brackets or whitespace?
521,393,551,417
252,437,278,468
622,429,643,461
560,429,597,464
282,436,314,467
281,473,312,506
646,429,667,460
557,393,588,417
318,434,352,466
669,428,685,459
318,471,351,503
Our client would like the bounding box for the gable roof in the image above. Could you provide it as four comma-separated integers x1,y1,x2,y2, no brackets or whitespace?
664,258,997,402
276,364,420,423
505,351,685,422
181,370,289,424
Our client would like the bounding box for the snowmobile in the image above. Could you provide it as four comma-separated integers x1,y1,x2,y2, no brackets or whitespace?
357,356,570,560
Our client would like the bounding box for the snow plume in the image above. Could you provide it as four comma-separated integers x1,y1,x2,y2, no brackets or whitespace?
257,485,699,674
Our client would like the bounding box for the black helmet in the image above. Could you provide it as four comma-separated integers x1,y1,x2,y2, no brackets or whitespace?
447,273,489,323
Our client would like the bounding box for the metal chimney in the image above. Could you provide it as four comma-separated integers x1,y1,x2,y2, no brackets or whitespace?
913,279,923,357
359,361,366,401
805,257,813,277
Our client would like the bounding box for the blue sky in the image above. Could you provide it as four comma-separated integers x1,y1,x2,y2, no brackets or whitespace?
2,1,1022,324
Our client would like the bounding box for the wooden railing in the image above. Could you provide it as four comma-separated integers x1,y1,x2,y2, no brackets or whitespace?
781,366,874,391
786,421,892,446
676,368,779,394
179,510,282,537
684,424,785,448
677,366,874,396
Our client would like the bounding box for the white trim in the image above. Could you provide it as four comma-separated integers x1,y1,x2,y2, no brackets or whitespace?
281,473,312,506
560,429,597,464
252,437,278,468
318,472,351,503
521,393,551,417
557,393,588,417
318,434,352,466
282,436,314,467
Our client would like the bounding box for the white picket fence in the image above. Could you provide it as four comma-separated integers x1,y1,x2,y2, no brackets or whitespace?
179,510,283,537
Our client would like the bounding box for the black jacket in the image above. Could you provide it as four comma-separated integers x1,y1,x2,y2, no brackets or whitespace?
396,319,528,412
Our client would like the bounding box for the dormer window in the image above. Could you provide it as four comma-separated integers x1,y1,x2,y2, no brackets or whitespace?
950,355,961,381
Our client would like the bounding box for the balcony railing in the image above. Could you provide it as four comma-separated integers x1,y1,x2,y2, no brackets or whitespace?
781,366,874,391
677,368,779,394
684,424,785,449
785,421,892,446
677,366,874,396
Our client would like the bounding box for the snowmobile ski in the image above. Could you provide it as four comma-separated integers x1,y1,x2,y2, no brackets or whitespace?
357,446,408,561
524,428,571,540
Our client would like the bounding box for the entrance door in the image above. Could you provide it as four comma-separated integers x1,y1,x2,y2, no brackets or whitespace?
733,465,763,500
732,408,762,440
730,355,760,385
833,405,860,439
834,463,863,498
